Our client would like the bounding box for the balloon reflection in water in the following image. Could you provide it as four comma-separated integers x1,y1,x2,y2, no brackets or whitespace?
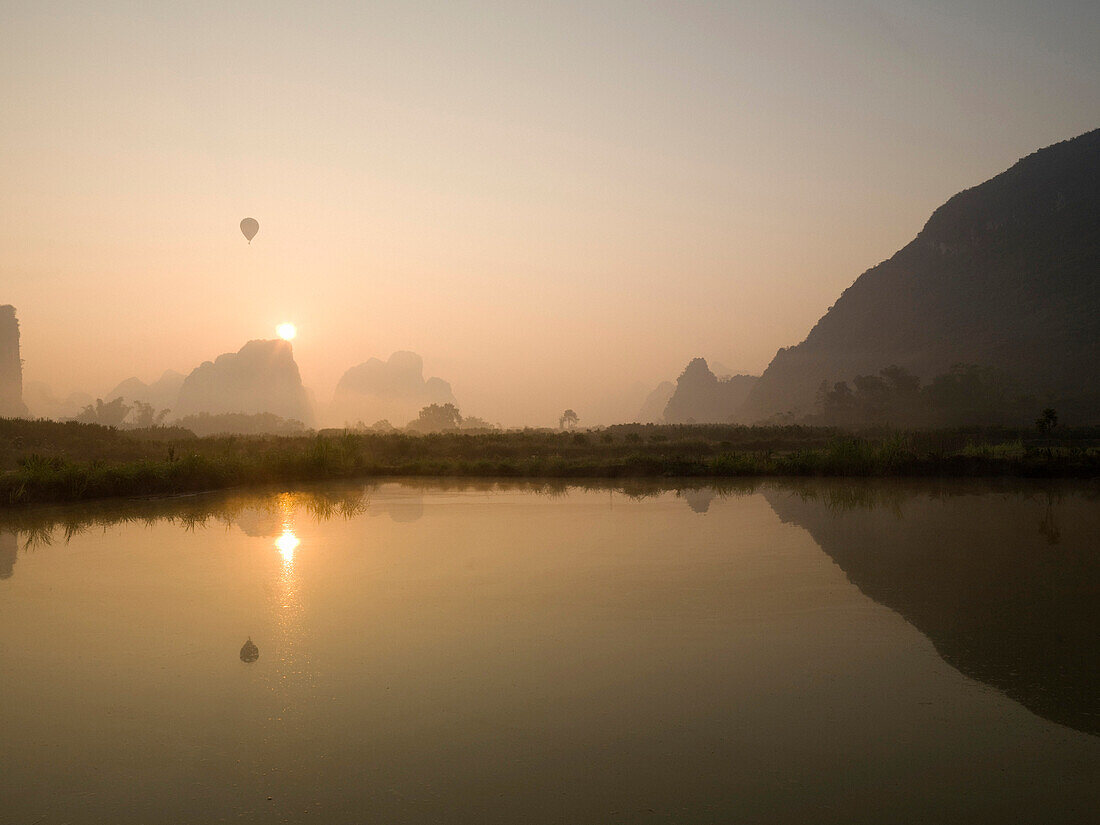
240,637,259,663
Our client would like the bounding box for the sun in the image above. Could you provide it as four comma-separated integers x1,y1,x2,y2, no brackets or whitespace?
276,322,297,341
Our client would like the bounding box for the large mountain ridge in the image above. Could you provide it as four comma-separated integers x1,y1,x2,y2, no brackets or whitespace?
740,128,1100,423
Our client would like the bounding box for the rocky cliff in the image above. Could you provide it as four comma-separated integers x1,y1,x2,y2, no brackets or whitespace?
0,306,28,418
106,370,186,411
175,340,312,423
332,351,456,426
663,358,757,424
636,381,675,423
740,129,1100,423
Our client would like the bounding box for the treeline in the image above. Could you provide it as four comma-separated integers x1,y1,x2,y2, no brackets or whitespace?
173,412,308,437
74,397,170,428
347,403,497,434
69,398,310,437
813,364,1057,428
67,398,495,437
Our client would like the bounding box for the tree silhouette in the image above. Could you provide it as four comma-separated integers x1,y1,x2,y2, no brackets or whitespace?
130,400,170,428
75,397,132,427
1036,407,1058,433
410,403,463,432
460,415,494,430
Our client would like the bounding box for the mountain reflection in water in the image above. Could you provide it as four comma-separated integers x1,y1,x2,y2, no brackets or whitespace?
763,480,1100,736
0,478,1097,824
1,478,1096,740
0,530,15,578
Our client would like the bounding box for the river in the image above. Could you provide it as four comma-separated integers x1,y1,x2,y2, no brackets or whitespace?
0,479,1096,823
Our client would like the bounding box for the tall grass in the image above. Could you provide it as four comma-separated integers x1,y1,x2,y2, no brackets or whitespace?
2,420,1098,507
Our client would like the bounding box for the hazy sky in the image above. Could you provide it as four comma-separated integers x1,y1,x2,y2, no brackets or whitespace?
3,1,1098,425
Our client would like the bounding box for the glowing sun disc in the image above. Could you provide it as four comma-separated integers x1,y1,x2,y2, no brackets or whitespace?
276,322,297,341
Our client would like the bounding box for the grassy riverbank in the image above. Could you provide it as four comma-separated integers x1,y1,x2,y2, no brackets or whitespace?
2,418,1098,506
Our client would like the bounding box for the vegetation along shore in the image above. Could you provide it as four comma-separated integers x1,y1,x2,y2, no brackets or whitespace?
2,418,1098,507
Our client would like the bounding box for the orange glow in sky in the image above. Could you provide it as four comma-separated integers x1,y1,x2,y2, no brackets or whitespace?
3,2,1098,425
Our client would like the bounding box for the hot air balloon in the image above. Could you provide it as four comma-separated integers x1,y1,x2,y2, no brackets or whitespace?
240,217,259,244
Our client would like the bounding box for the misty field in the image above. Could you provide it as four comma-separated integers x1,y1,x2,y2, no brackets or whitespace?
2,418,1098,506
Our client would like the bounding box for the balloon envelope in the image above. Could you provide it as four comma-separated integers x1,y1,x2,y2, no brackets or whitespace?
240,217,259,243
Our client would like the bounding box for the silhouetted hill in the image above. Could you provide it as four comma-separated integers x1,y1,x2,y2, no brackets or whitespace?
105,370,185,412
174,339,312,423
663,358,757,424
708,361,738,380
0,306,27,418
741,129,1100,423
22,381,93,420
332,351,456,426
637,381,675,423
764,481,1100,736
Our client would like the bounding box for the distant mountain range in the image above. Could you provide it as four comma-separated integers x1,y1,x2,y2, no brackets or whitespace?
637,381,676,423
740,128,1100,424
88,340,313,427
172,339,313,423
663,359,757,424
635,358,759,424
9,130,1098,429
19,340,462,432
106,370,186,411
332,351,457,427
93,346,459,431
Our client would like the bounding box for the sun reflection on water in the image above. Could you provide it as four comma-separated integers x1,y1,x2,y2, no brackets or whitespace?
275,528,300,564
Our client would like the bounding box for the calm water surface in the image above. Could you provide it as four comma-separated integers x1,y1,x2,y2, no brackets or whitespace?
0,480,1096,824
